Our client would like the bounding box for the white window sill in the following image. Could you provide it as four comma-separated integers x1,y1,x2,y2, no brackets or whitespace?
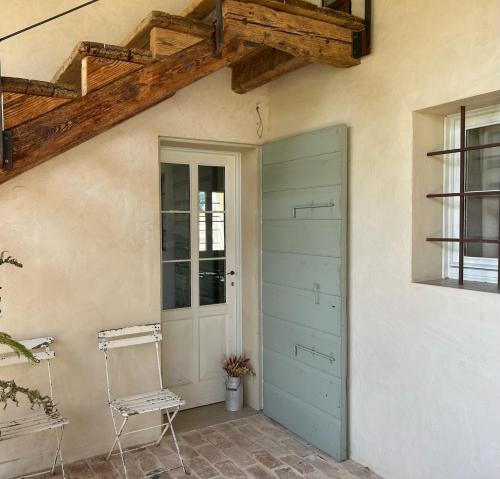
417,278,500,294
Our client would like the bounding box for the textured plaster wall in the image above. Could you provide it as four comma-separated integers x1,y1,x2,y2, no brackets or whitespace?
0,1,266,475
266,1,500,479
2,0,500,478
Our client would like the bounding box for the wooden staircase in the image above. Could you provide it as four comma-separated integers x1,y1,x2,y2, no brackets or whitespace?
0,0,368,184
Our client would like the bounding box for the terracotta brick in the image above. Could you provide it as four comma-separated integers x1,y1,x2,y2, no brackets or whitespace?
250,435,286,455
67,461,94,479
341,460,378,478
275,467,302,479
136,450,164,473
205,432,235,449
169,468,200,479
184,431,208,447
246,464,276,479
222,446,257,468
280,438,314,457
89,459,121,478
304,455,344,477
253,449,283,469
281,455,314,474
237,424,266,440
177,444,200,460
49,414,382,479
110,453,143,478
188,456,219,479
197,443,228,464
214,460,246,478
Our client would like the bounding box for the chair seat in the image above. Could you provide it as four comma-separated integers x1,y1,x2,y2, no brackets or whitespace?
110,389,185,416
0,411,68,441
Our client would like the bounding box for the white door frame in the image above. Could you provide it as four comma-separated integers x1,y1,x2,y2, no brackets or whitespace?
159,144,243,358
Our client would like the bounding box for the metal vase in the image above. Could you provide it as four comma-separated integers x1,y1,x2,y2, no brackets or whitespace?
225,376,243,412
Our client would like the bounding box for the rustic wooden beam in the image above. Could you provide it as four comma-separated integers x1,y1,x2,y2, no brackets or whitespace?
181,0,217,20
223,0,359,67
82,57,143,95
52,41,153,87
182,0,364,28
235,0,363,28
327,0,351,13
0,39,246,184
3,93,72,129
232,47,308,94
150,27,204,58
122,11,213,49
2,77,78,98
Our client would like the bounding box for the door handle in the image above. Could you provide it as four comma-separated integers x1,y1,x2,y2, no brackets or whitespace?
294,344,335,364
292,202,335,218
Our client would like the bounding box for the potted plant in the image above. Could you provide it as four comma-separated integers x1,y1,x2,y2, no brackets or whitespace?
222,354,255,412
0,251,54,414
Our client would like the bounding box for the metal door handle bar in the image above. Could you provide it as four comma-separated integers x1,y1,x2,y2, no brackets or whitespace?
294,344,335,363
292,202,334,218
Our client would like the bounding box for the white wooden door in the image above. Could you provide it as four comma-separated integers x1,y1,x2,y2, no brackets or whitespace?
160,147,238,408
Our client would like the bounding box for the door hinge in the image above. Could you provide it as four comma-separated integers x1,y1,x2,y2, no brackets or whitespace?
352,0,371,59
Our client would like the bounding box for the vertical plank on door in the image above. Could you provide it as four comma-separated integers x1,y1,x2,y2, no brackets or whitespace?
262,124,348,460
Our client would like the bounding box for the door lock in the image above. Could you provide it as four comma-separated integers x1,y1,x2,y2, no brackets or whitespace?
227,270,236,276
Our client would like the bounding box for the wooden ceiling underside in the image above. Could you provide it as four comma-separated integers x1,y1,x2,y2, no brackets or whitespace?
0,0,367,184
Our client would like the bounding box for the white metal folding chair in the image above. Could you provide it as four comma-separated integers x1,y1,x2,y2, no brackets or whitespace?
98,323,187,478
0,337,68,479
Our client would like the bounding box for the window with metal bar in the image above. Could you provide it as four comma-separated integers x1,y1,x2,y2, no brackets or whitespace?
427,105,500,287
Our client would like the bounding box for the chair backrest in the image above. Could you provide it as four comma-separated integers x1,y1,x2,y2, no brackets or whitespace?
0,336,57,400
98,323,163,400
98,323,162,351
0,337,55,367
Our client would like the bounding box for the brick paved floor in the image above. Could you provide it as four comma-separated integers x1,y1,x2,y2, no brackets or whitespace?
55,413,381,479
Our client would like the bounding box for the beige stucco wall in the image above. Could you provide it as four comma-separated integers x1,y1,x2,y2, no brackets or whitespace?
2,0,500,478
0,1,266,476
266,1,500,479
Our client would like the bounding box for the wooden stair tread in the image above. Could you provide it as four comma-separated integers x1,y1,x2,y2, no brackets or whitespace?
52,41,153,87
122,11,212,50
0,0,368,183
182,0,364,28
3,93,72,129
2,77,78,98
82,57,144,95
1,39,246,185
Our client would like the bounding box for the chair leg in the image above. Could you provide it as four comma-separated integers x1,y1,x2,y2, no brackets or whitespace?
165,407,188,475
51,425,65,476
108,408,129,479
155,408,179,446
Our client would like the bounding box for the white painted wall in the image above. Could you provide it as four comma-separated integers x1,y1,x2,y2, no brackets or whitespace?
0,1,266,476
266,1,500,479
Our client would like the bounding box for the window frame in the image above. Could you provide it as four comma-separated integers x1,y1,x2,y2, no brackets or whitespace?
443,104,500,283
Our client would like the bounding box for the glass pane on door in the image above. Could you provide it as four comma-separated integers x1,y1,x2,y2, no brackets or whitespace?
199,259,226,306
198,166,226,305
199,213,225,259
162,213,190,260
162,262,191,309
199,166,225,211
161,163,190,211
162,162,191,310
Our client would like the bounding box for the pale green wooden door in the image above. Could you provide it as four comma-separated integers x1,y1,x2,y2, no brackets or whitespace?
262,125,348,460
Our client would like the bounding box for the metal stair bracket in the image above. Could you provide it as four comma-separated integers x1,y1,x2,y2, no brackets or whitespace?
213,0,224,58
352,0,371,59
0,60,13,171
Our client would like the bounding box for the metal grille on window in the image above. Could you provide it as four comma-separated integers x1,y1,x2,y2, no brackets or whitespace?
427,106,500,288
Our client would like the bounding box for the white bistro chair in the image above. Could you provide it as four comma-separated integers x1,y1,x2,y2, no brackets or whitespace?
0,337,68,478
98,323,186,478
